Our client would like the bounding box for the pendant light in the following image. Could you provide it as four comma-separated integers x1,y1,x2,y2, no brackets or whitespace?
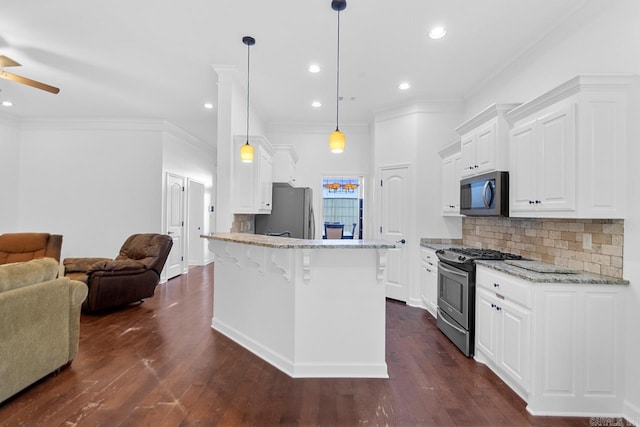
240,36,255,163
329,0,346,154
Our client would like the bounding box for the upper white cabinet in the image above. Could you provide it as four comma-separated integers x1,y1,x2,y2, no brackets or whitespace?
271,144,298,186
438,141,462,216
455,103,520,179
233,135,274,214
506,75,633,218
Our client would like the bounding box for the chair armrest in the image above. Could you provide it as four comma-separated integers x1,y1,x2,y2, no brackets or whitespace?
86,259,146,274
63,257,112,273
68,280,88,307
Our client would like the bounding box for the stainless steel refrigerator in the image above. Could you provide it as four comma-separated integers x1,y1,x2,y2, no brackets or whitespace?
255,183,315,239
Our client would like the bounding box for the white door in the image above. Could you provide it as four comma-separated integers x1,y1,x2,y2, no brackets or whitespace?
379,166,409,301
166,173,185,279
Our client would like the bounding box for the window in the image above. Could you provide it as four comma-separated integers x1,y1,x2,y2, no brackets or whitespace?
321,176,363,239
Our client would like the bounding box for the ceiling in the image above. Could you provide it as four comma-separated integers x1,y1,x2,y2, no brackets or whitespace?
0,0,589,145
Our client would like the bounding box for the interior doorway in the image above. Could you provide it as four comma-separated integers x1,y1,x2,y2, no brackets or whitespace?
321,176,364,239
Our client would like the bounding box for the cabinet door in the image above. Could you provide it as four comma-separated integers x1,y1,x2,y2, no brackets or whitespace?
259,147,273,213
441,155,460,215
497,299,530,391
537,105,576,212
460,134,476,178
475,288,498,360
509,120,538,213
475,121,497,174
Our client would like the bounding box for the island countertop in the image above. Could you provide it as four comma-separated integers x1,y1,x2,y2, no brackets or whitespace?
201,232,396,249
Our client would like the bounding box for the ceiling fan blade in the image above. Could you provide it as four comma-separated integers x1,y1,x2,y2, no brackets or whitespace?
0,55,21,68
0,70,60,94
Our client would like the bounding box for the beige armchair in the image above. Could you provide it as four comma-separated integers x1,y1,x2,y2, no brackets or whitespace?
0,257,88,404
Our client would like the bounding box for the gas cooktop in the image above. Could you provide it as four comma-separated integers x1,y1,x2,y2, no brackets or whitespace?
436,247,523,266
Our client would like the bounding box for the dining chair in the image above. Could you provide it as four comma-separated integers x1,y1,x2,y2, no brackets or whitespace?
324,223,344,239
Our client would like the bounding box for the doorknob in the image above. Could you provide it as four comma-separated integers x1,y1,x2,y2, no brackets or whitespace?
167,231,174,235
396,239,406,244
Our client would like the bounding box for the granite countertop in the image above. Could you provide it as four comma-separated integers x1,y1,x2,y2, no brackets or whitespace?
201,233,396,249
476,260,629,285
420,238,464,251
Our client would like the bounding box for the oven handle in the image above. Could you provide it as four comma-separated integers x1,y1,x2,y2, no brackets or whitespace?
437,308,467,335
438,262,469,278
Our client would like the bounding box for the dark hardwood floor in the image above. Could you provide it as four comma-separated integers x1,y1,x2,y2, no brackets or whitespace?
0,264,597,426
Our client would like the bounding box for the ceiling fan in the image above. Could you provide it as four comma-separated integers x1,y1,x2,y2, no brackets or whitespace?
0,55,60,94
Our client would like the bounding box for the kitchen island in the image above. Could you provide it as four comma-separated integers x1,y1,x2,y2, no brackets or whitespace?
202,233,395,378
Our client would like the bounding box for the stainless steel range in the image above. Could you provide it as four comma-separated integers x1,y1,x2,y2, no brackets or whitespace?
435,247,522,357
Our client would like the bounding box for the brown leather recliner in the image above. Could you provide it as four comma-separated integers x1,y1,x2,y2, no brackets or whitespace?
0,233,63,265
63,233,173,313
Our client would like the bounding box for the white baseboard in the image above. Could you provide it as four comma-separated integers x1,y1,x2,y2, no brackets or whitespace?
624,399,640,426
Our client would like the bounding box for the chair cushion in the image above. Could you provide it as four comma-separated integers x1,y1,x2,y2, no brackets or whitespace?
0,258,60,293
87,259,145,273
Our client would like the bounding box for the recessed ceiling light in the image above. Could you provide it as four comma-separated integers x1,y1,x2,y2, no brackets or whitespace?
204,102,214,109
308,64,321,73
429,26,447,40
2,101,13,107
312,101,322,108
398,82,411,90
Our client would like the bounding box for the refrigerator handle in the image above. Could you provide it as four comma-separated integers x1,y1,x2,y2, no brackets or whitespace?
310,206,315,239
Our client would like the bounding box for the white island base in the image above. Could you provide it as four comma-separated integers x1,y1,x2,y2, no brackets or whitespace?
205,233,394,378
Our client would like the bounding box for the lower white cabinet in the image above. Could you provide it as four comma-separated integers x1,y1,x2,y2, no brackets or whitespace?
475,265,626,417
475,275,531,399
420,247,438,317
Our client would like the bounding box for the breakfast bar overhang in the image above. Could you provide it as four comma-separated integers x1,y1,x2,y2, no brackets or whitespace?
202,233,395,378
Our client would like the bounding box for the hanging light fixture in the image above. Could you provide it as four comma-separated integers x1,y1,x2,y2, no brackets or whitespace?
329,0,347,154
240,36,255,163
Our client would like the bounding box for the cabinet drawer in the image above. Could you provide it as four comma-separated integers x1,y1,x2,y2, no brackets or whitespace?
420,248,438,268
476,266,531,308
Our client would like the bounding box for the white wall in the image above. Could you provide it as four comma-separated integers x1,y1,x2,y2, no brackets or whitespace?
373,102,463,306
17,120,164,261
0,114,20,231
462,0,640,420
267,123,372,239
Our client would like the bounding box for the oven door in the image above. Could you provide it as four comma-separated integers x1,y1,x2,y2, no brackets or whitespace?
437,261,469,329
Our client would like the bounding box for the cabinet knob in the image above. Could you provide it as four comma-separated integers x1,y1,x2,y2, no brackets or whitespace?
474,165,479,169
491,303,496,309
496,306,502,311
493,283,500,288
535,200,541,204
425,268,432,273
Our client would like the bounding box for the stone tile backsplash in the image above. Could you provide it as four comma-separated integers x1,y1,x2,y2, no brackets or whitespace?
462,217,624,278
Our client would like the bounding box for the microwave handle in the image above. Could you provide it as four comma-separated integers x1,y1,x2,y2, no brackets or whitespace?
482,180,494,208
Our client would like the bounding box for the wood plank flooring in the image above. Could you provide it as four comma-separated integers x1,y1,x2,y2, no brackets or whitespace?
0,264,600,426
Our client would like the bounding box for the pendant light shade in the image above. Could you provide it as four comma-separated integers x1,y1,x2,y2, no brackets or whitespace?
240,141,254,163
241,36,255,163
329,129,346,153
329,0,347,154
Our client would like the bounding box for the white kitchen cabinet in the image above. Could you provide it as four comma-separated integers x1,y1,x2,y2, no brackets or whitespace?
475,265,626,416
233,135,275,214
455,103,520,179
475,269,531,399
419,247,438,317
439,141,462,216
271,144,298,186
506,75,632,218
510,105,576,214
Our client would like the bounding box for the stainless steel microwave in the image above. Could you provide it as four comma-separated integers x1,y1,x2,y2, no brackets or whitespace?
460,171,509,216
